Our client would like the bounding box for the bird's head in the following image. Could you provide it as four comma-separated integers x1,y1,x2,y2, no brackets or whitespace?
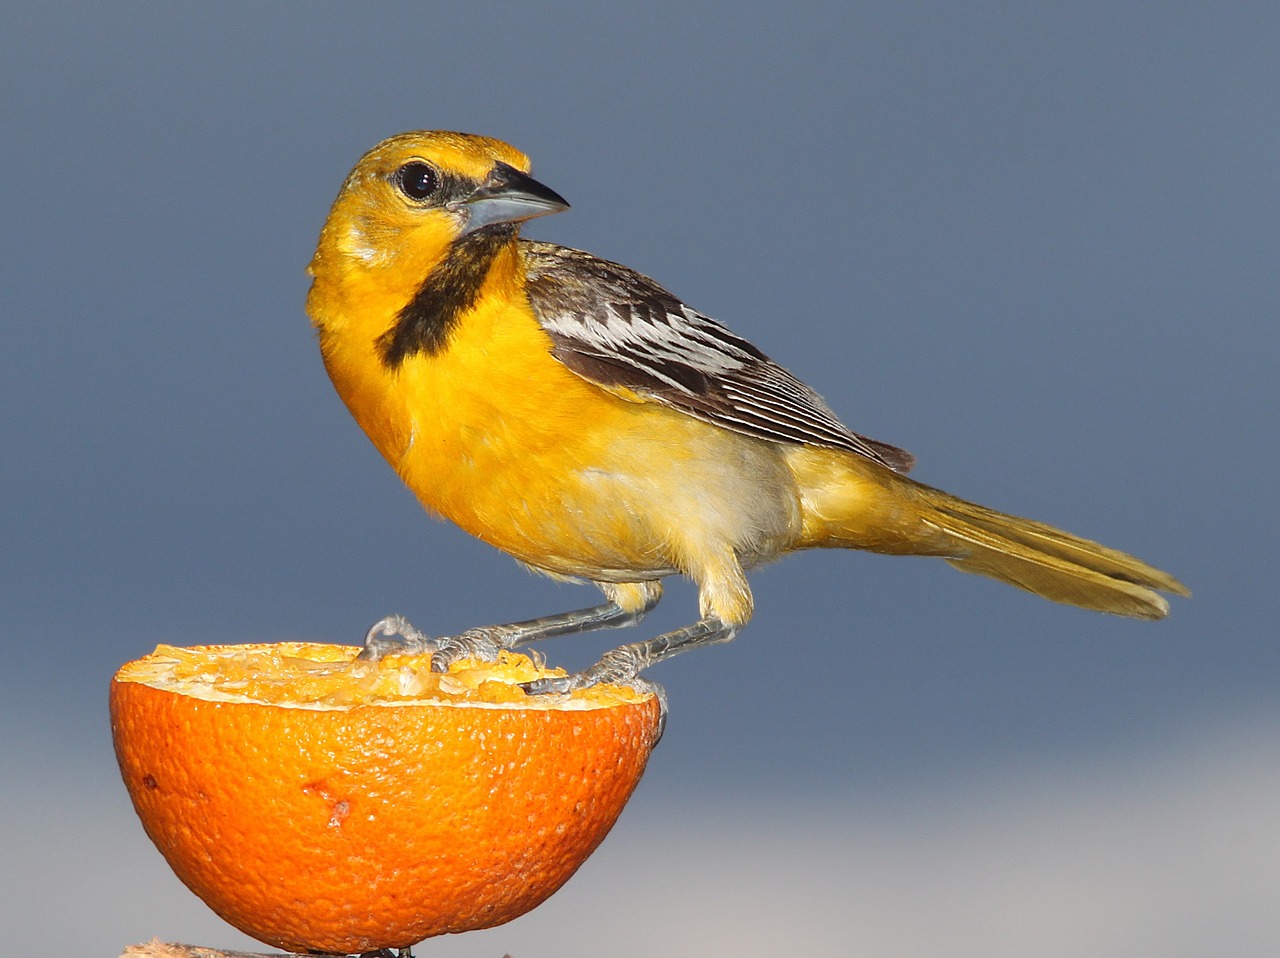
307,131,568,313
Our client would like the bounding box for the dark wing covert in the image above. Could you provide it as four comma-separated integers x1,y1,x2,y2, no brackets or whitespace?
521,242,914,473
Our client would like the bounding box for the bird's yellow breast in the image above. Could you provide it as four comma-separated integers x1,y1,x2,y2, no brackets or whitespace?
315,288,634,573
395,295,622,545
318,285,800,586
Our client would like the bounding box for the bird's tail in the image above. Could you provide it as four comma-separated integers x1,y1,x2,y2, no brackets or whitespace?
913,483,1188,617
789,447,1189,619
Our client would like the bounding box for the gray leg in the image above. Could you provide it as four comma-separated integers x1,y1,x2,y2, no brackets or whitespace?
522,616,739,695
358,581,663,667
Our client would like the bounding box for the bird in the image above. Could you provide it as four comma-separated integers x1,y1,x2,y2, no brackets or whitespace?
306,130,1187,694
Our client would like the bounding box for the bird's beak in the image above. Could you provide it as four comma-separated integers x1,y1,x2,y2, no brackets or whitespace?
458,162,570,235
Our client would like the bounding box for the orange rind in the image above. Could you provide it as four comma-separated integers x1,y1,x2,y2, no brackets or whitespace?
111,642,661,954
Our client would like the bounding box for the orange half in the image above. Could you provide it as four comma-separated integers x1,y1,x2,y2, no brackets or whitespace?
110,643,661,954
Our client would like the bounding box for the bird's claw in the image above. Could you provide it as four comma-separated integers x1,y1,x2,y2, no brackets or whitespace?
359,614,438,661
428,627,515,673
521,665,668,742
521,645,639,693
522,673,581,696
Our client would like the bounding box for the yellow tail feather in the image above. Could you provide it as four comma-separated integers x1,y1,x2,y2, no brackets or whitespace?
789,447,1188,619
916,486,1189,619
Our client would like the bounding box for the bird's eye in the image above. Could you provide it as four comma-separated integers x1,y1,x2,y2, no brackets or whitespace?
395,162,439,201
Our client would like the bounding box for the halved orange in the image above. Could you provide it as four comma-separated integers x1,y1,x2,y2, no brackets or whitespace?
110,643,661,954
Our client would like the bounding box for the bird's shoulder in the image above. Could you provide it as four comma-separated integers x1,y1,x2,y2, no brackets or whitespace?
517,241,915,473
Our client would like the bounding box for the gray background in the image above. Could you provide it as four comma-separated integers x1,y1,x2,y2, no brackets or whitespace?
3,3,1275,955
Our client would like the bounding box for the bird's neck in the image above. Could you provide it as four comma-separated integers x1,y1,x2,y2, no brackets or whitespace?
374,225,521,367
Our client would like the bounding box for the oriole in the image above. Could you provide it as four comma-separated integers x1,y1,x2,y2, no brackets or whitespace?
306,131,1187,694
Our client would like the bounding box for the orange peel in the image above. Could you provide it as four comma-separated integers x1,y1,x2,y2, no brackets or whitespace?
110,642,661,953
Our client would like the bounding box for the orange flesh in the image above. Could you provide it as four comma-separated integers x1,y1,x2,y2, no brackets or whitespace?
119,642,650,709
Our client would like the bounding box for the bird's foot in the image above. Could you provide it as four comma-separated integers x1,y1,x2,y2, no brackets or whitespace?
523,650,667,739
428,625,523,673
522,645,650,695
357,614,438,661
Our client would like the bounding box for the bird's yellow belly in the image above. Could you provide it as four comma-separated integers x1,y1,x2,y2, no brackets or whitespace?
404,383,676,578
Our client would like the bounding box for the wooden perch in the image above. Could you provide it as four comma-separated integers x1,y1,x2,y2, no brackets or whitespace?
121,940,509,958
121,942,316,958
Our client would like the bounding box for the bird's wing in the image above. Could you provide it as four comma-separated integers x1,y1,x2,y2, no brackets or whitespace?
521,242,915,473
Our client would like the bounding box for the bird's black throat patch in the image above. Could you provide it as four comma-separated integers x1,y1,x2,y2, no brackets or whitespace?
377,224,516,366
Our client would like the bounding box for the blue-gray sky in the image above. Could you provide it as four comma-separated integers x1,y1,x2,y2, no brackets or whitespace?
2,3,1276,954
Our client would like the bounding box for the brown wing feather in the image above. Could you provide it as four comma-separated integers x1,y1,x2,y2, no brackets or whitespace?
521,241,915,473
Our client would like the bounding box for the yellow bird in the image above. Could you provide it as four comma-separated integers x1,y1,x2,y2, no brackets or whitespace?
306,131,1187,694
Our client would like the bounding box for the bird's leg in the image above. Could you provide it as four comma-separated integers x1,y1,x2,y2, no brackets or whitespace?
522,615,739,695
426,597,656,671
358,581,662,667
